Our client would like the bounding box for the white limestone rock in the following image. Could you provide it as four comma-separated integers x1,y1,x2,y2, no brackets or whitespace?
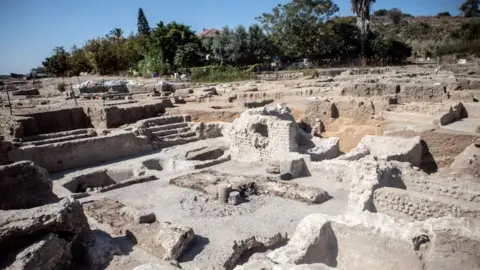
154,222,195,260
307,137,340,161
267,212,480,270
358,135,422,166
336,143,370,161
279,155,310,180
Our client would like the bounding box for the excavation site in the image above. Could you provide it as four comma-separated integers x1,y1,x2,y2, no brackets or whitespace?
1,0,480,269
2,63,480,270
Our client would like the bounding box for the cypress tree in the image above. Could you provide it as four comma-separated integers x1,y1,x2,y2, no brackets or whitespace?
137,8,151,35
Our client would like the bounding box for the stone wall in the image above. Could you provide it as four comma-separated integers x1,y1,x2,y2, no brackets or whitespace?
229,108,298,164
86,100,172,128
0,114,34,139
17,108,92,136
386,129,479,168
263,212,480,270
0,161,58,210
373,187,480,221
8,132,152,173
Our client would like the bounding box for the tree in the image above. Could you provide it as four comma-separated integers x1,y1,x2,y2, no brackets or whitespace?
70,45,92,75
437,12,451,17
351,0,376,59
109,28,124,40
42,46,71,77
174,43,201,68
460,19,480,40
137,8,151,35
388,8,403,26
149,21,199,68
257,0,339,60
247,24,273,64
460,0,480,17
211,26,233,65
373,9,388,16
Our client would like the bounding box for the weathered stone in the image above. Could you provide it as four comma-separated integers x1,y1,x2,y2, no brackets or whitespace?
0,198,92,267
439,103,468,126
279,156,309,180
358,135,423,166
450,142,480,177
268,212,480,270
228,191,243,205
218,184,232,203
225,234,288,270
11,88,40,96
0,161,58,210
8,233,72,270
265,164,280,174
307,137,340,161
336,143,370,161
169,169,330,204
132,263,180,270
234,259,333,270
201,87,218,95
153,223,196,260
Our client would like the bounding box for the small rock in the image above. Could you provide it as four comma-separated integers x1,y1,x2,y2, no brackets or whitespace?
228,191,243,206
217,184,232,203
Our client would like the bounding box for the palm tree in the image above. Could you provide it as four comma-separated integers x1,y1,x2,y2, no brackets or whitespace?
109,28,124,40
351,0,376,60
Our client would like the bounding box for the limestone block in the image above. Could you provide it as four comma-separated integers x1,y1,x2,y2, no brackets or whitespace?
307,137,340,161
450,142,480,177
132,263,180,270
201,87,218,95
234,259,333,270
336,143,370,161
8,233,72,270
0,198,92,264
279,156,309,180
358,135,422,166
217,184,232,203
228,191,243,205
154,223,196,260
268,212,480,270
0,161,58,210
265,161,280,174
174,88,193,97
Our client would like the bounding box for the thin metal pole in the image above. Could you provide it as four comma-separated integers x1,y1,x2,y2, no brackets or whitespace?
70,82,77,107
6,88,12,115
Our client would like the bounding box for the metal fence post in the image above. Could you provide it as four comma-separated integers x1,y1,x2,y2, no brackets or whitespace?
70,82,77,107
6,88,12,115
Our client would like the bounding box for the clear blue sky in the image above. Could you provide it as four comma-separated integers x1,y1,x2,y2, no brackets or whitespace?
0,0,463,74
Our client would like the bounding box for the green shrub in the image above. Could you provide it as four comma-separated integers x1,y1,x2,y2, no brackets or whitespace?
190,65,256,82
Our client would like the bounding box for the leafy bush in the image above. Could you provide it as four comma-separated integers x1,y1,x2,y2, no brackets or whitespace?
437,12,451,17
190,65,255,82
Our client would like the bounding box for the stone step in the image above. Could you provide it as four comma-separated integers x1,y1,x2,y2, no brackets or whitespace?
373,187,480,221
156,131,196,140
152,136,199,149
147,122,189,132
21,129,90,142
151,127,191,137
21,133,96,146
138,115,192,127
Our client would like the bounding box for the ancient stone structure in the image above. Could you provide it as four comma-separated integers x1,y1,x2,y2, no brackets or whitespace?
0,161,58,210
1,64,480,269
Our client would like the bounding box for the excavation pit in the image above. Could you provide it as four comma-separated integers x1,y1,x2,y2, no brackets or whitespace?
141,159,163,171
185,147,225,161
60,168,157,194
